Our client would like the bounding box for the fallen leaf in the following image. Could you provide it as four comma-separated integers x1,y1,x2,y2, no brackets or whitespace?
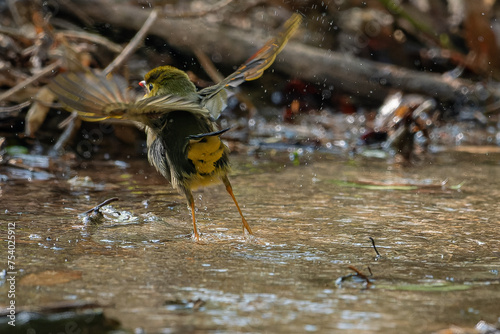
20,270,82,286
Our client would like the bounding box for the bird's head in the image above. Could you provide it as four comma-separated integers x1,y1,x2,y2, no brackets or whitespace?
139,65,197,98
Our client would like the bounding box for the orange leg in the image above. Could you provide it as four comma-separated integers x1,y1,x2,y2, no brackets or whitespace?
222,176,253,235
189,199,200,241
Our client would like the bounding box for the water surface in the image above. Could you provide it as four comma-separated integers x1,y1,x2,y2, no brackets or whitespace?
0,150,499,333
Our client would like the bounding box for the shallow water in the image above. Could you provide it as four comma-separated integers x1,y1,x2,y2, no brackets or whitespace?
0,149,499,333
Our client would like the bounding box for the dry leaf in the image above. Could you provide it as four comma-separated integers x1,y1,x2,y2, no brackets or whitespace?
25,86,56,136
20,270,82,286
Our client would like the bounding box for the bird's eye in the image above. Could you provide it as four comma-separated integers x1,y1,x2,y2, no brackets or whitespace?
149,83,154,92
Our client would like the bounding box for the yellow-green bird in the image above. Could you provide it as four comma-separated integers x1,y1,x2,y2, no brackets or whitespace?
49,14,302,240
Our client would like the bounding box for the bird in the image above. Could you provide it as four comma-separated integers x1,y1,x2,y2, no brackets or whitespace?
48,13,302,240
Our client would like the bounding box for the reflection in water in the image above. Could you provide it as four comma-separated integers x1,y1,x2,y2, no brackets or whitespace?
0,151,499,333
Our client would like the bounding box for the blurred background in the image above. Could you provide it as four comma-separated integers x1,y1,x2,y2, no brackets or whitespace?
1,0,500,165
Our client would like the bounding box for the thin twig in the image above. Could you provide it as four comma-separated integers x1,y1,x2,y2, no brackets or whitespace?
335,265,373,289
0,101,32,113
103,8,159,75
57,112,78,129
4,159,44,173
0,59,62,102
348,265,372,288
193,46,257,124
56,31,123,53
7,0,24,27
369,237,381,257
193,47,224,83
51,112,80,155
82,197,120,215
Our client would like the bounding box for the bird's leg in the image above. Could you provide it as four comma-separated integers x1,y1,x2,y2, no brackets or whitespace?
222,176,253,235
183,189,200,241
189,199,200,241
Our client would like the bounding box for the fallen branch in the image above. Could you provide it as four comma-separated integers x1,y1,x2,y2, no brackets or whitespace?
68,2,486,104
277,43,477,102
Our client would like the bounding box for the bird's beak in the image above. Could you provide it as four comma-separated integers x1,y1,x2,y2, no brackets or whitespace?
139,80,147,94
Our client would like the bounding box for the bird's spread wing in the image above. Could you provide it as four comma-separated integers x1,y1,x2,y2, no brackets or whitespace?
198,13,302,119
131,94,206,118
48,71,132,121
48,71,208,123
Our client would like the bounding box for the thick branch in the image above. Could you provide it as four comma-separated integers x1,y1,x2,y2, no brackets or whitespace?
72,1,481,103
276,44,473,101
